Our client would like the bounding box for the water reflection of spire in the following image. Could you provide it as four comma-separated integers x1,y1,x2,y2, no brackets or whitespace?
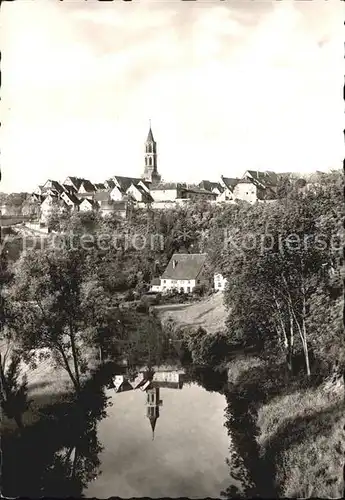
146,386,163,441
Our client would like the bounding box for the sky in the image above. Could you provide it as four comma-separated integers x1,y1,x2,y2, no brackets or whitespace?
1,0,343,193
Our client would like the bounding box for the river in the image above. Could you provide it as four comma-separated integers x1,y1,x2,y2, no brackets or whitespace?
3,364,242,498
84,379,231,498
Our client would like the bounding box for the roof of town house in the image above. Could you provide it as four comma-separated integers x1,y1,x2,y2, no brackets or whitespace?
62,192,80,205
80,180,96,193
42,180,65,194
64,177,86,191
150,182,186,191
221,177,240,190
80,197,95,206
63,184,78,194
244,170,278,187
198,180,224,192
105,179,116,189
94,183,106,191
113,176,143,192
128,183,154,203
181,187,217,196
161,253,207,280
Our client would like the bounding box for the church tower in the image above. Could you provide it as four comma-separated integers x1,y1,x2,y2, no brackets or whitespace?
143,122,161,185
146,386,163,440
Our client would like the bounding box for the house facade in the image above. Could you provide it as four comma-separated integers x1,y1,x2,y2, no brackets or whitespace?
159,253,209,293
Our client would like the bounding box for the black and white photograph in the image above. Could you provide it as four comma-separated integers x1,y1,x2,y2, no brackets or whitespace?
0,0,343,498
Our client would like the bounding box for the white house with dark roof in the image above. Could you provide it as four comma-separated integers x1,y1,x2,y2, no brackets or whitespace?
79,198,98,212
149,277,161,292
214,273,228,292
159,253,209,293
217,176,240,203
233,175,277,204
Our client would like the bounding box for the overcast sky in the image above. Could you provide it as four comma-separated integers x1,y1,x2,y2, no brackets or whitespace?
1,0,343,193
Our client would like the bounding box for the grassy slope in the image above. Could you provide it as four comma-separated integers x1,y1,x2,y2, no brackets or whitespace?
155,292,226,334
257,378,344,498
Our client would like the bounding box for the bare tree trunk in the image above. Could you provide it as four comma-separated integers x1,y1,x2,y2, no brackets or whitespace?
301,316,311,377
69,325,81,392
287,306,294,374
301,280,311,377
56,342,79,392
273,294,292,374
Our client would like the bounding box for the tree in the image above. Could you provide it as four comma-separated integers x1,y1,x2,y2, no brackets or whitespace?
6,245,113,393
214,175,342,377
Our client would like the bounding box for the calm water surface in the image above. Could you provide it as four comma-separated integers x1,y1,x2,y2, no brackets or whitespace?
84,383,231,498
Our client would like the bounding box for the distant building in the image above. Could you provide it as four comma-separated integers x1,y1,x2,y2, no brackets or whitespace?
217,176,239,203
79,198,98,212
214,273,228,292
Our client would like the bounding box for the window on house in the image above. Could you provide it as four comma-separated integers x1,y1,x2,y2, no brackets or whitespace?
163,280,166,283
197,280,200,284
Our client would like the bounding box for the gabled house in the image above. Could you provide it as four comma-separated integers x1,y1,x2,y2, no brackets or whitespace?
126,183,153,204
109,185,123,202
41,180,65,196
104,179,116,190
113,176,144,193
160,253,209,293
60,191,80,211
233,173,277,204
217,176,239,203
79,198,98,212
242,170,278,189
198,180,224,196
63,176,85,192
77,180,96,199
40,193,67,224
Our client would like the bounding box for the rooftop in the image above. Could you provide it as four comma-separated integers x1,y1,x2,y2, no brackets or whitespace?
161,253,207,280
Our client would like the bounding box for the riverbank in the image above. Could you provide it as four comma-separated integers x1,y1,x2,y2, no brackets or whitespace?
157,293,345,498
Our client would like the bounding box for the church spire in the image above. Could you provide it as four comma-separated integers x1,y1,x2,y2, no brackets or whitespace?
147,119,154,142
142,121,161,185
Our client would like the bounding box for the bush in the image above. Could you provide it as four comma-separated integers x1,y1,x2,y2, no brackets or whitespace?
124,290,135,302
193,284,206,297
187,328,230,367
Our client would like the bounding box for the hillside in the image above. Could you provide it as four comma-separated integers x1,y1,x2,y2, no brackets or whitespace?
155,292,227,334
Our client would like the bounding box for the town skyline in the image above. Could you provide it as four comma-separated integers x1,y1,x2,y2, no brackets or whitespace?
1,0,342,193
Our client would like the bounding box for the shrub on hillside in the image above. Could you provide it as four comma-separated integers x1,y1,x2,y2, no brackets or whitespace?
186,327,230,367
